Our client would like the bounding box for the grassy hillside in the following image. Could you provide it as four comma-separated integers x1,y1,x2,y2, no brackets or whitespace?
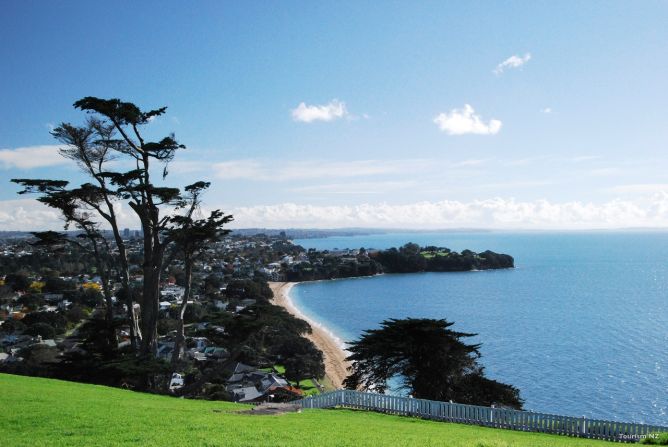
1,373,612,447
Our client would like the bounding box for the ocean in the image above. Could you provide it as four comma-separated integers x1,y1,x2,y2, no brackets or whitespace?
290,231,668,425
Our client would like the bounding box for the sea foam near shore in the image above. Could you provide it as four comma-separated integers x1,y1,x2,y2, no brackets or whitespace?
284,282,350,355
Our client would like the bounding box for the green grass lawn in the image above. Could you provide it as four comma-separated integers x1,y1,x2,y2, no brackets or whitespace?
0,373,614,447
420,251,450,259
296,377,320,396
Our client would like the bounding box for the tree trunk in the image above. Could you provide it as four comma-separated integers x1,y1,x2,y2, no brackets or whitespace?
139,234,165,357
106,215,140,350
100,272,118,351
171,259,192,366
139,214,156,357
85,234,118,352
140,265,160,356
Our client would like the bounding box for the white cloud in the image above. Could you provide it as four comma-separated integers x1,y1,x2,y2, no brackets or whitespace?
227,195,668,230
6,194,668,231
434,105,502,135
213,159,429,181
0,198,139,231
541,107,552,114
493,53,531,75
0,145,70,169
291,99,348,123
0,199,63,230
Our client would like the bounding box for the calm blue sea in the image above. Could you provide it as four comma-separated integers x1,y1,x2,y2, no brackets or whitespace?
291,232,668,425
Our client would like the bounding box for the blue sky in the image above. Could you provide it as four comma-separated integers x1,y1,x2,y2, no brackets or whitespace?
1,1,668,229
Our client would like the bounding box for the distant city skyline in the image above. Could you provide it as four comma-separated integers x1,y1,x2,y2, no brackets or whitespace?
1,1,668,230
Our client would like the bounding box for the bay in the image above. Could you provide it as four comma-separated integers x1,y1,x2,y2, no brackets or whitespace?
291,231,668,424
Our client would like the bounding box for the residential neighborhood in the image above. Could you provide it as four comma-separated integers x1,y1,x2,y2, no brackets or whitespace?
0,231,334,400
0,229,507,403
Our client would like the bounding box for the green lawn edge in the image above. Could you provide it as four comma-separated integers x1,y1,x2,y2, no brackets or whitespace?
1,373,614,447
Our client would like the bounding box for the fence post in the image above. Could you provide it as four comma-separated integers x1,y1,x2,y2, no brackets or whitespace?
490,405,494,425
581,416,587,436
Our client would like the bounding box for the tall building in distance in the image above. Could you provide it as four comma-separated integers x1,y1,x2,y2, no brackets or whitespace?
123,228,130,238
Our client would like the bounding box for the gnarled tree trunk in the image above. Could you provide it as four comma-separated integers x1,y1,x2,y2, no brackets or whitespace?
171,260,192,365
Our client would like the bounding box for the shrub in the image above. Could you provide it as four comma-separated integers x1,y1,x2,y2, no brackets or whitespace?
203,383,232,401
4,273,31,292
22,311,67,334
25,322,56,339
0,319,26,334
157,318,179,335
183,304,205,323
64,305,88,323
17,294,46,311
641,433,668,445
44,277,75,293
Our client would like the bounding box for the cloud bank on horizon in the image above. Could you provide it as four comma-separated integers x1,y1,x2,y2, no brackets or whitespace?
3,144,668,231
208,193,668,230
4,194,668,231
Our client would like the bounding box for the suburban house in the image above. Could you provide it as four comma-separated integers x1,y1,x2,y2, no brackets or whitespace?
225,362,299,403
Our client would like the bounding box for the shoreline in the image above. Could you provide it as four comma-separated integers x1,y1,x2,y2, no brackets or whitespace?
268,281,350,389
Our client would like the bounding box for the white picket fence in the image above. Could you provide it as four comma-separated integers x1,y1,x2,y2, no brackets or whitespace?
300,390,668,443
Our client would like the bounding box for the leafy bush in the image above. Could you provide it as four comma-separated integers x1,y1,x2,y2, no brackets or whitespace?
157,318,178,335
8,344,62,376
225,278,273,302
64,305,88,323
0,319,26,334
17,294,45,311
4,273,31,292
77,287,103,307
22,311,67,334
183,304,205,323
44,277,75,293
641,433,668,445
25,322,56,339
203,383,231,401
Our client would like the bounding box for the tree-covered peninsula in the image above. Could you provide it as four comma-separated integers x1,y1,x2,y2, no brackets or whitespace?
372,242,514,273
284,242,514,281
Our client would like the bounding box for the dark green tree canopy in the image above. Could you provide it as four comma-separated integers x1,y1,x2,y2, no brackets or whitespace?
4,273,32,292
74,97,167,127
10,96,198,356
344,318,523,409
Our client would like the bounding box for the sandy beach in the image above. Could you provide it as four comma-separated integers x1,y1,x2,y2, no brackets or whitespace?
269,281,350,389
